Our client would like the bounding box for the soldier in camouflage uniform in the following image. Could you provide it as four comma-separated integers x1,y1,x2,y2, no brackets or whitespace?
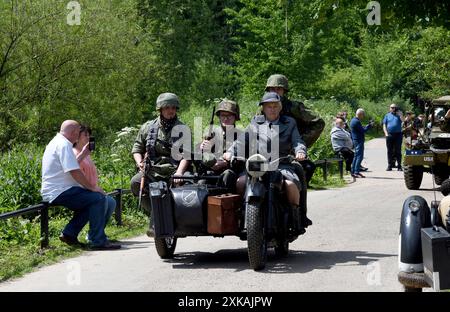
198,99,242,192
130,93,190,231
265,74,325,185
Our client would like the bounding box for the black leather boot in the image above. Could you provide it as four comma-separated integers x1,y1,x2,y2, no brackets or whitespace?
290,205,305,235
301,205,313,228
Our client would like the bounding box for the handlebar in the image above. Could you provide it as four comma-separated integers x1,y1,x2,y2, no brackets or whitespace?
231,154,295,165
171,175,222,181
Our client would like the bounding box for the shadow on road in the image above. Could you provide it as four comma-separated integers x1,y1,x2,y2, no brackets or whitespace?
415,188,441,192
119,240,153,250
366,176,403,180
167,248,395,274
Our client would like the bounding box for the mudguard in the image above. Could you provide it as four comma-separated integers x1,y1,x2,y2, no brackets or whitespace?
399,195,431,273
245,180,266,201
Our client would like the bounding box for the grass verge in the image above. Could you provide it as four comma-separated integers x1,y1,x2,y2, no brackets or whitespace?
0,212,147,282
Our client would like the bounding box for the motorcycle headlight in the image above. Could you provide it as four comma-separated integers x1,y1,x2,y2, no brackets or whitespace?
408,199,421,213
246,154,268,178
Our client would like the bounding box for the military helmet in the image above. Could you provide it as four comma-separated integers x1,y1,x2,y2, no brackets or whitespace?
265,74,289,92
216,99,240,121
156,92,180,110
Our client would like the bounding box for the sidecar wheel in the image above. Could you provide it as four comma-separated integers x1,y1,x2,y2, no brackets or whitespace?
155,237,177,259
246,200,267,271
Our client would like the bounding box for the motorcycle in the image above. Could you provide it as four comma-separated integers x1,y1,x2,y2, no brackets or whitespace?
240,154,307,270
149,153,308,271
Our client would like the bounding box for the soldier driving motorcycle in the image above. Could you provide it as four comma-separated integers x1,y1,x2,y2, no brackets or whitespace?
223,91,312,231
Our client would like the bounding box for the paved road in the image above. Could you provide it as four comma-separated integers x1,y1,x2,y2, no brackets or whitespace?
0,138,441,292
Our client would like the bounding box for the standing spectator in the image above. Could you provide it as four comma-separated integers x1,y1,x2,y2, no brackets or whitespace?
383,104,404,171
336,111,368,172
331,118,354,173
402,112,418,149
402,112,414,137
350,109,373,178
41,120,120,250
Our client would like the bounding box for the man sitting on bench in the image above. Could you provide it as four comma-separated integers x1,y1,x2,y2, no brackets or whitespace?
331,118,354,173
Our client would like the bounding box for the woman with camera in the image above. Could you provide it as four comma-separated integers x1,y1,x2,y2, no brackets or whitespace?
73,125,116,233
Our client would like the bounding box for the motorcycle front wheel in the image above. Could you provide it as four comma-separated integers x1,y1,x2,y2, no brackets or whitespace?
246,200,267,271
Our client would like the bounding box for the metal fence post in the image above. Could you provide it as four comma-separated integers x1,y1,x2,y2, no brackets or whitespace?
40,203,49,249
338,159,344,179
114,189,123,226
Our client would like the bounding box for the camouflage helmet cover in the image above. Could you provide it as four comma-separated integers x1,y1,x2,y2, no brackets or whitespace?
265,74,289,92
156,92,180,110
215,99,240,120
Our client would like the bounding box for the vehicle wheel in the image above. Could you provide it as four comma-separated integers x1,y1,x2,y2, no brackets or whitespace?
433,165,449,185
246,200,267,271
404,286,422,292
404,165,423,190
274,239,289,257
155,237,177,259
440,178,450,196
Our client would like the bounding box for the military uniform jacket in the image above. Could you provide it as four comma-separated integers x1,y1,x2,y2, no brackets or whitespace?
281,97,325,148
228,114,307,160
199,125,243,169
131,116,186,180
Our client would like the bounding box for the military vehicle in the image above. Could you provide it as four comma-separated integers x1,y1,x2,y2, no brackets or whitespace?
403,96,450,190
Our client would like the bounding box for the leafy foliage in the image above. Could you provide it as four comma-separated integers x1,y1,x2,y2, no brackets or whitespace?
0,144,43,212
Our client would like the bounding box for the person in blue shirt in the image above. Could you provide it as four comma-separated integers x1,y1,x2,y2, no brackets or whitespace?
382,104,404,171
350,108,373,178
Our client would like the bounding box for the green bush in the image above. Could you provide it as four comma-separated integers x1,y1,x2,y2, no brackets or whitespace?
0,144,43,212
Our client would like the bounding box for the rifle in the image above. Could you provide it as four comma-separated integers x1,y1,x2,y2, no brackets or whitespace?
138,153,152,210
204,105,216,141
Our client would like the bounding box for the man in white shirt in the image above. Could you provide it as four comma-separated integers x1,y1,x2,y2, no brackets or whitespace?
41,120,120,250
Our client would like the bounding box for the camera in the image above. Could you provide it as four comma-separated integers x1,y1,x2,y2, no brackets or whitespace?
89,137,95,151
394,107,399,113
